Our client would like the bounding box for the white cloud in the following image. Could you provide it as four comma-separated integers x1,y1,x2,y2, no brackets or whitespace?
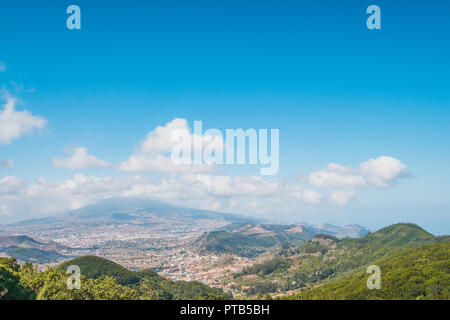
0,109,410,221
329,190,356,205
298,189,324,205
0,62,5,72
191,174,280,197
0,159,14,168
0,173,329,220
359,156,407,187
0,154,409,221
119,152,216,173
309,163,366,188
0,176,27,194
53,147,111,169
118,118,223,173
140,118,188,154
309,156,407,188
0,94,47,144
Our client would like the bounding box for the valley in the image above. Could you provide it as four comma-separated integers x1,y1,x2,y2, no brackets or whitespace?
0,198,371,291
1,198,448,300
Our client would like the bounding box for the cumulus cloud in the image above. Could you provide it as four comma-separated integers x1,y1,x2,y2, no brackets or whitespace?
309,156,407,189
295,188,324,205
329,189,356,205
119,152,217,173
0,176,27,194
0,173,329,220
0,154,409,220
0,94,47,144
0,109,410,219
140,118,188,154
359,156,407,187
0,159,14,168
190,174,281,197
53,147,111,169
309,163,366,188
118,118,223,173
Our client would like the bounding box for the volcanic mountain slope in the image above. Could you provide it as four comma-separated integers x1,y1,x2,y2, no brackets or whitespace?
0,235,68,251
8,198,263,229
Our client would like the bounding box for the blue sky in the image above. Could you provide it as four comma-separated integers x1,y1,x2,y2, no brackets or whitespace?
0,0,449,234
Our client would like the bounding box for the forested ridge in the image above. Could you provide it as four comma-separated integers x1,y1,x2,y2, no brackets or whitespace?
228,223,449,299
0,255,229,300
289,242,449,300
1,223,448,300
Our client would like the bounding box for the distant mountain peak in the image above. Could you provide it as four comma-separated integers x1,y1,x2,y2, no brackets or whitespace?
10,197,265,228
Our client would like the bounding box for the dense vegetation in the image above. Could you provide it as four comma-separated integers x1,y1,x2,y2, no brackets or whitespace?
195,231,275,257
0,260,35,300
290,242,449,300
0,255,230,300
57,256,141,285
228,223,448,298
194,223,313,257
237,257,291,277
1,223,448,300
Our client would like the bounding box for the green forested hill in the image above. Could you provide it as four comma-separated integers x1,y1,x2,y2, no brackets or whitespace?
228,223,445,297
0,262,35,300
2,223,448,300
56,255,229,300
57,256,141,285
193,223,314,257
0,255,229,300
290,242,449,300
194,231,278,257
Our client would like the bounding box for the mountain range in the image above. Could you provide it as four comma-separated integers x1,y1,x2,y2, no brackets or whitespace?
0,198,370,263
2,222,448,300
8,198,264,227
193,222,371,257
0,235,68,251
226,223,448,298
